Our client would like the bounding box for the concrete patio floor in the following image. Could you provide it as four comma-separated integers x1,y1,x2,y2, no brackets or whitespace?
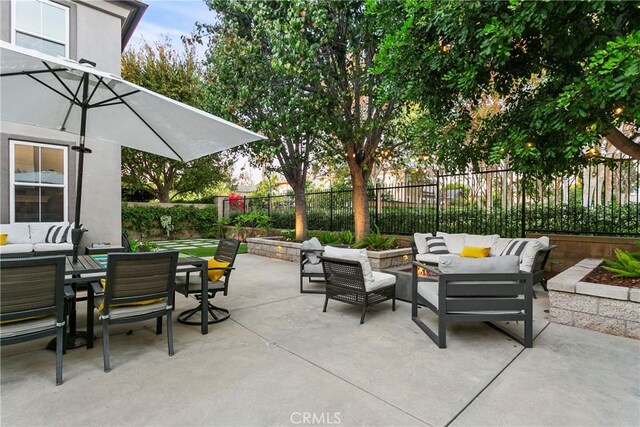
1,254,639,426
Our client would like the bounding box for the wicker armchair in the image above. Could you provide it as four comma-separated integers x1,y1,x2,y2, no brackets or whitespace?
300,247,326,294
0,256,67,385
320,256,396,324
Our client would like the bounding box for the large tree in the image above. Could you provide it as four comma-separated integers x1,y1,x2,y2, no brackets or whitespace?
121,41,231,202
200,0,327,240
371,1,640,176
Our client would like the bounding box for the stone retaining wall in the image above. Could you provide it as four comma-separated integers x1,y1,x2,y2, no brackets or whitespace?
246,237,412,271
548,258,640,340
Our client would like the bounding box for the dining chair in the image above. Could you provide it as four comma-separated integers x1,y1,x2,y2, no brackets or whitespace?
174,239,240,325
0,256,67,385
88,251,178,372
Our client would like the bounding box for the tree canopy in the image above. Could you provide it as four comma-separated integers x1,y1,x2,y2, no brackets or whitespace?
371,0,640,176
121,41,232,202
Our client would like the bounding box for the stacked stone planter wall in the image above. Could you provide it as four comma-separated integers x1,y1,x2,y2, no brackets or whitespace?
548,258,640,340
246,237,412,271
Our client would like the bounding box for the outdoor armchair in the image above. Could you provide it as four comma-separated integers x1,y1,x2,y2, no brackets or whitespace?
88,251,179,372
412,255,533,348
174,239,240,325
0,255,67,385
300,237,325,294
321,252,396,324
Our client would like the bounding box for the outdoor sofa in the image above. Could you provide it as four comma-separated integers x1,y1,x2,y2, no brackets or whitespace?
0,222,74,258
412,232,555,291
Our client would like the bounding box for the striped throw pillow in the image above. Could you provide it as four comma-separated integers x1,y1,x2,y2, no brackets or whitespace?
501,239,528,259
45,224,70,243
426,236,449,254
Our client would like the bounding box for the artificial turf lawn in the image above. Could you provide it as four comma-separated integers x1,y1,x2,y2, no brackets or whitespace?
176,243,248,258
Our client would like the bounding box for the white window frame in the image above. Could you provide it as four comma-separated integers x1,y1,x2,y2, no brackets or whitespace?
11,0,70,58
9,140,69,223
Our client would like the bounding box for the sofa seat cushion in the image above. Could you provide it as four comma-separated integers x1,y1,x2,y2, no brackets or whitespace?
413,232,433,254
439,255,520,274
33,243,73,253
302,262,324,275
366,271,396,292
0,243,34,255
416,253,459,265
0,224,31,244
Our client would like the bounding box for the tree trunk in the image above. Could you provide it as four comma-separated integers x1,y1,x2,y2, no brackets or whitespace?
157,188,171,203
350,165,370,241
603,126,640,159
293,184,308,241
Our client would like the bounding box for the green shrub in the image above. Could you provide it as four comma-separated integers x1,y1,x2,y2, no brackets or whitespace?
354,225,397,250
281,229,296,240
603,242,640,278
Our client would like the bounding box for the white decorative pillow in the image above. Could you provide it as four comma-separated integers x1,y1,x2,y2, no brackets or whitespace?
426,236,449,254
65,222,75,243
501,239,529,258
323,245,375,286
301,237,323,265
491,238,513,257
436,232,467,254
413,232,433,254
45,224,70,243
520,239,546,272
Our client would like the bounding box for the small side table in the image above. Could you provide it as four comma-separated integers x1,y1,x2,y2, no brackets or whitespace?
85,245,126,255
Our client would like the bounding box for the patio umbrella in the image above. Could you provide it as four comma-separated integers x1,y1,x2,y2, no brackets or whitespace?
0,41,266,262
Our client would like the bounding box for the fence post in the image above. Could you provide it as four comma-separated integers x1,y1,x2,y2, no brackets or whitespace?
374,185,380,229
329,188,334,231
435,170,440,233
243,196,247,214
521,177,526,238
267,193,271,217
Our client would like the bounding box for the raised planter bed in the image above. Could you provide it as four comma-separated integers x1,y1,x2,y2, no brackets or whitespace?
548,258,640,340
246,236,412,271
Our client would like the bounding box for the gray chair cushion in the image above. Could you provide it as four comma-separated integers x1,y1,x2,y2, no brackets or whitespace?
96,298,169,320
301,237,323,264
438,255,520,274
302,262,324,275
366,271,396,292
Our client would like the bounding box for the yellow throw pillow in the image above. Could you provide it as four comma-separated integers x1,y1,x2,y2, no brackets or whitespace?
0,233,7,245
460,246,491,258
98,279,163,312
207,259,230,282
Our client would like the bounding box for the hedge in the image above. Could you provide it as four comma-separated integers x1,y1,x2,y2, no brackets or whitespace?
122,204,219,238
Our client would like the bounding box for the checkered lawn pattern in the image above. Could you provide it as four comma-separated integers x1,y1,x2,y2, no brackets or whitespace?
154,238,219,251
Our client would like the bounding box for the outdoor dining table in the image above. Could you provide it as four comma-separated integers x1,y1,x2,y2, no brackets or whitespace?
63,254,211,343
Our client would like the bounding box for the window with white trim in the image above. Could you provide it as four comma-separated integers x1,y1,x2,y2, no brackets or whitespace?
10,140,68,223
12,0,69,57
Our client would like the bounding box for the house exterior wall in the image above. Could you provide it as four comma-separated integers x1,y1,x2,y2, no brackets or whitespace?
0,0,136,249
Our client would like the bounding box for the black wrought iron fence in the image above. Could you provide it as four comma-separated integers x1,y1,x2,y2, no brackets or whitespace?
223,157,639,238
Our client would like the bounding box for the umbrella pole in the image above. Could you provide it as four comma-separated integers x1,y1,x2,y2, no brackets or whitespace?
71,73,91,264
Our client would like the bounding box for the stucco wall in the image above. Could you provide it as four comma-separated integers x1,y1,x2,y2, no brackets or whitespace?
0,0,133,249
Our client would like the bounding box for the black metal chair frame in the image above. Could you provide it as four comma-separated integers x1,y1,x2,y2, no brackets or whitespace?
320,256,396,324
87,251,179,372
300,248,326,294
0,255,67,385
175,239,240,325
411,260,533,348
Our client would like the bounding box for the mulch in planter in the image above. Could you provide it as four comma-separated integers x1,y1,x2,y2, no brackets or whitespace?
582,265,640,288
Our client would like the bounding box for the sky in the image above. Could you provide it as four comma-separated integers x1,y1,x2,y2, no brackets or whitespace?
130,0,262,185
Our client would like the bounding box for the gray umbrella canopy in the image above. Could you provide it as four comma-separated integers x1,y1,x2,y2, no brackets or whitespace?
0,41,266,260
0,41,265,162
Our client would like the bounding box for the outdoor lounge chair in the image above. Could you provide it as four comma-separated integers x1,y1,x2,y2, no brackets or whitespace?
0,256,67,385
300,237,326,294
88,251,179,372
174,239,240,325
412,255,533,348
321,255,396,324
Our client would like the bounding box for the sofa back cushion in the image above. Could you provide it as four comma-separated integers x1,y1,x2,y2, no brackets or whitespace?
436,232,467,254
29,222,69,244
465,234,500,249
0,224,31,244
413,232,433,254
323,246,375,286
439,255,520,274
